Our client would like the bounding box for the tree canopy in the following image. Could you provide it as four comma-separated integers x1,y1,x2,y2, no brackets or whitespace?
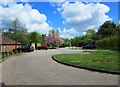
3,18,29,44
44,30,64,47
29,32,43,44
96,21,117,39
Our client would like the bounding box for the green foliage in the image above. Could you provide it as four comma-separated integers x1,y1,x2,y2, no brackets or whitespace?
96,28,118,39
4,29,29,44
96,36,118,50
69,30,96,47
85,29,96,38
65,21,118,49
70,36,83,46
29,32,43,44
95,21,117,39
61,38,71,47
95,22,119,51
100,21,116,29
3,18,43,45
3,18,30,44
2,51,22,59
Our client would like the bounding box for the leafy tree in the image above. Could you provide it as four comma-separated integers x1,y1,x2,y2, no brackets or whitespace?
61,38,71,47
3,18,29,45
96,21,117,39
29,32,42,44
44,30,64,48
85,29,96,39
29,32,43,48
70,36,83,46
100,21,116,29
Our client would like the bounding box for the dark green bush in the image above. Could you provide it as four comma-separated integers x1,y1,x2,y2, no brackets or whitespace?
2,51,21,59
96,36,118,50
2,52,8,58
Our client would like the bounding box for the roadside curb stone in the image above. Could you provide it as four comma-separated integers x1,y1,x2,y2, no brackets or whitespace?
52,56,120,75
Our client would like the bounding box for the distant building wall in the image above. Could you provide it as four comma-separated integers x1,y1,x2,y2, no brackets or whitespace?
31,43,41,49
0,33,21,52
1,44,21,52
3,45,20,52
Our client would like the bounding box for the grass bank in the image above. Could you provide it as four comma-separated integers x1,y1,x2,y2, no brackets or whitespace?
53,50,120,74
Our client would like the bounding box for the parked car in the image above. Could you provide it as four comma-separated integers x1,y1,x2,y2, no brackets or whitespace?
22,46,34,52
36,46,49,50
82,44,97,49
13,45,34,52
13,47,21,52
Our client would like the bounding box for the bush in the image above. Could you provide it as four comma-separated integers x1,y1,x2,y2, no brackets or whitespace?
2,50,21,59
96,36,118,50
2,52,8,58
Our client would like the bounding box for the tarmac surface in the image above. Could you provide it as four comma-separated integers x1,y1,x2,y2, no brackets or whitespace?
1,48,119,85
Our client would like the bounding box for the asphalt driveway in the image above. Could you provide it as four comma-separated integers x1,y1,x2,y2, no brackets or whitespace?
2,48,119,85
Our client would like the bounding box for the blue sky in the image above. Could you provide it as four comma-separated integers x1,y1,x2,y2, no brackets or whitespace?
100,2,118,23
28,2,66,29
29,2,118,38
29,2,118,26
0,1,118,38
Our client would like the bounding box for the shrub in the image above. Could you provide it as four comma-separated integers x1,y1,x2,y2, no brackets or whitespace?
96,36,118,50
2,52,8,58
2,51,21,59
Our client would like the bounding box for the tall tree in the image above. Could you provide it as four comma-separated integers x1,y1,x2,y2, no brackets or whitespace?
44,30,64,48
85,29,96,38
100,21,116,29
96,21,117,39
29,32,42,44
3,18,29,44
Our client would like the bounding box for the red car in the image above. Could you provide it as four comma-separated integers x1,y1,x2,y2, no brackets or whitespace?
36,46,49,50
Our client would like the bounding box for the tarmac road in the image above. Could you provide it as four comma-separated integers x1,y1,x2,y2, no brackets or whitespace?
2,48,119,85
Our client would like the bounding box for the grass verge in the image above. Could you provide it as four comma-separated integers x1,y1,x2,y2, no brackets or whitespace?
53,50,120,74
0,52,24,63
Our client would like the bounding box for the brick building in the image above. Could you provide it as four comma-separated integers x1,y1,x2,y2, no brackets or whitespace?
0,33,21,52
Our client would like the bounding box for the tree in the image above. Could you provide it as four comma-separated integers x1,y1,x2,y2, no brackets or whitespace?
44,30,64,48
85,29,96,39
62,38,71,47
96,21,117,39
29,32,43,48
29,32,42,43
76,29,96,45
100,21,116,29
3,18,29,45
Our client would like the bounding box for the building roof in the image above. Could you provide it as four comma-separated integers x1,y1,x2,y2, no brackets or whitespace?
0,33,21,45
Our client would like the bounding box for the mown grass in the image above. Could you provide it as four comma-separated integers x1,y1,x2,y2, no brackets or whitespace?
53,50,120,73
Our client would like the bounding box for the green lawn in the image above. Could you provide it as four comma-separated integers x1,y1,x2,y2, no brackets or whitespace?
53,50,120,73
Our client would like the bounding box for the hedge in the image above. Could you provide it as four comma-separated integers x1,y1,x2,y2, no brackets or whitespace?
96,36,119,51
2,51,22,59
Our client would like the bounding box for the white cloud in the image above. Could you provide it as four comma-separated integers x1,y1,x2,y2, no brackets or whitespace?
57,8,62,12
28,22,52,34
83,32,86,35
0,2,52,34
58,28,80,38
59,2,111,32
49,0,65,7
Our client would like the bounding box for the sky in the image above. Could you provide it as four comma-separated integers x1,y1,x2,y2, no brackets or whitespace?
0,0,119,38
